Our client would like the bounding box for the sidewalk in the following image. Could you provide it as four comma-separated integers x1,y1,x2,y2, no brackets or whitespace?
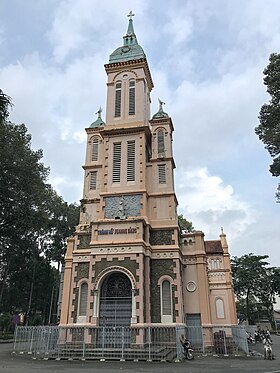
1,336,279,373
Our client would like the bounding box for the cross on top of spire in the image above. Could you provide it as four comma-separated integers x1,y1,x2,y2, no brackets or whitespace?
127,10,135,20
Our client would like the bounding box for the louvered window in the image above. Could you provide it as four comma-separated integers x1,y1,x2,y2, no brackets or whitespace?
158,164,166,184
89,171,97,190
129,80,135,115
162,280,172,315
158,129,165,155
115,82,122,117
113,142,121,182
91,138,98,161
127,140,135,181
79,283,88,316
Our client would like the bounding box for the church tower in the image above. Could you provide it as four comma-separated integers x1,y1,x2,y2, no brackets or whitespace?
59,13,237,328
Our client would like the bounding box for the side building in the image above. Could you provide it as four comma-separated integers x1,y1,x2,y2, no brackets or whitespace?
60,15,237,328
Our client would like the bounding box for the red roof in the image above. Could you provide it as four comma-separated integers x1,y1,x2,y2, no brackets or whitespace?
205,240,223,254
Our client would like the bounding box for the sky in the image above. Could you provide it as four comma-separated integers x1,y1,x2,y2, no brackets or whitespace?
0,0,279,266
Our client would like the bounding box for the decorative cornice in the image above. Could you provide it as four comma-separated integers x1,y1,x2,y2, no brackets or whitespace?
104,58,154,91
100,124,151,137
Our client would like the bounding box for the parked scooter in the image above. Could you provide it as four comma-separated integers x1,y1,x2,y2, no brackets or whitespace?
263,338,273,360
246,332,256,345
180,335,194,360
254,330,263,343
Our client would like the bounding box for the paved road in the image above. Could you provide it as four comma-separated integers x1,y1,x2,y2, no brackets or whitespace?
1,335,280,373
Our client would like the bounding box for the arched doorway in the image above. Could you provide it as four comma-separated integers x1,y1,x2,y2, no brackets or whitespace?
99,272,132,327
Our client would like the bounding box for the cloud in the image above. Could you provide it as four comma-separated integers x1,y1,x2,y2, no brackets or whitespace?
176,167,256,239
47,0,148,64
1,0,279,266
0,51,105,203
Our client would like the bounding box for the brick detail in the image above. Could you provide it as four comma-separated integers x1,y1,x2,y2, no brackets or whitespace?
150,230,174,245
74,263,90,283
77,234,91,249
72,288,79,323
150,259,176,323
94,257,137,282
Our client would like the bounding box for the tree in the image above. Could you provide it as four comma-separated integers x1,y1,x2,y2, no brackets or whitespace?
44,197,79,271
0,120,49,309
0,90,79,324
255,53,280,202
231,253,279,325
178,214,195,232
0,89,13,123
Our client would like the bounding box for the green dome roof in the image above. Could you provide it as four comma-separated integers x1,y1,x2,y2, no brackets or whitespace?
152,99,169,120
109,15,146,63
89,107,105,128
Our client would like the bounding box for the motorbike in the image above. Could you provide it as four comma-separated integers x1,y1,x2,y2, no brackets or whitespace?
247,333,256,345
263,338,273,360
181,337,194,360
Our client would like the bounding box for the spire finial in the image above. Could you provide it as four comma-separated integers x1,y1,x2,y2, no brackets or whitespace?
152,98,169,120
127,10,135,20
89,106,105,128
158,98,166,112
221,227,224,234
96,106,102,119
126,11,136,38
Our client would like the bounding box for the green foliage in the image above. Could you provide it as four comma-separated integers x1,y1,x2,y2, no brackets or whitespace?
231,253,279,325
44,198,80,269
255,53,280,201
0,313,12,333
0,89,13,123
0,90,79,324
178,214,194,232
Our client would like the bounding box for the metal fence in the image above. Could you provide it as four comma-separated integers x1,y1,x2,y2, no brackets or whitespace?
13,324,249,361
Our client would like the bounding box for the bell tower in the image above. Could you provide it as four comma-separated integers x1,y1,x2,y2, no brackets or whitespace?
60,13,183,326
105,11,153,126
60,12,237,331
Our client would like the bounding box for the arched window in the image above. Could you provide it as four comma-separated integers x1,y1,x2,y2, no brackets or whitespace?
210,258,221,270
128,80,135,115
78,282,88,317
91,138,99,161
115,82,122,117
161,280,172,323
157,129,165,155
216,298,225,319
78,282,88,323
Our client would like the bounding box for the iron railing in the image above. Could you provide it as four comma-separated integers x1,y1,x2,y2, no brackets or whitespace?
13,324,249,361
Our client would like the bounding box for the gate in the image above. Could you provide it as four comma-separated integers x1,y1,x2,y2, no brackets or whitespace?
99,272,132,347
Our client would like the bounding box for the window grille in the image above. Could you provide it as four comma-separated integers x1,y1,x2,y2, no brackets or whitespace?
89,171,97,190
158,164,166,184
162,280,172,315
127,140,135,181
79,283,88,316
115,82,122,117
113,142,121,182
91,138,98,161
157,129,165,154
129,80,135,115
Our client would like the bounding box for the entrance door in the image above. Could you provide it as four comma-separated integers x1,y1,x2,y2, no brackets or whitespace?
99,272,132,347
186,313,203,348
99,272,132,326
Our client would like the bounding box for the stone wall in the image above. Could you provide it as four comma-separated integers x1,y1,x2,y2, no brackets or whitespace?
150,230,174,245
150,259,176,323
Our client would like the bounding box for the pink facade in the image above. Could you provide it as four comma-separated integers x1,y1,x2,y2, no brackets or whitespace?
60,15,237,328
